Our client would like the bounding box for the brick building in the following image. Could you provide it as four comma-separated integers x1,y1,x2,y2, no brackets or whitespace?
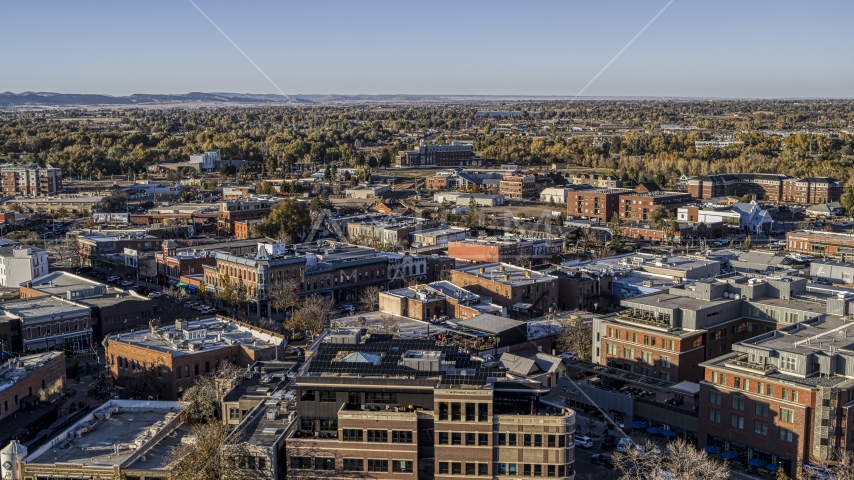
447,237,563,267
0,297,92,353
0,352,65,424
782,177,844,204
395,141,482,168
592,275,829,383
566,189,630,222
379,281,504,321
499,174,537,200
0,164,62,197
699,315,854,476
786,230,854,257
104,317,285,400
450,263,558,317
286,332,575,480
535,266,613,312
233,218,262,239
687,173,843,204
155,240,217,285
618,191,693,222
217,197,277,236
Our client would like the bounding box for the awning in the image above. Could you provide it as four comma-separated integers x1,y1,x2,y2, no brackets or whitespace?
175,281,189,288
187,284,199,292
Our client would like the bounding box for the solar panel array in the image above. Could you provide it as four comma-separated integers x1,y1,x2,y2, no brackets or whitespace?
308,336,504,385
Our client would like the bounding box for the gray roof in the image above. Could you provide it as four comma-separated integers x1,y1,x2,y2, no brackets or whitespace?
456,314,526,335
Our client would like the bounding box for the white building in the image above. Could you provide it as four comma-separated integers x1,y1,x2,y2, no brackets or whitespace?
677,200,773,234
539,187,570,204
189,149,221,171
0,246,48,287
433,192,506,207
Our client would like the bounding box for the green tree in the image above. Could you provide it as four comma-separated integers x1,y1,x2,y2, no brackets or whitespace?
309,190,333,212
256,180,273,195
323,165,332,181
255,198,311,241
744,234,752,250
841,186,854,217
608,213,627,252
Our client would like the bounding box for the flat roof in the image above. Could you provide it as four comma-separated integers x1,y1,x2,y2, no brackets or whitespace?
623,292,738,311
457,262,556,285
26,271,105,295
1,296,90,321
0,352,62,394
455,314,527,335
26,400,185,468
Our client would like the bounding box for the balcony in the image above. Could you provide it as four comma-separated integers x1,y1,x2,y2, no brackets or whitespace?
725,354,776,373
617,309,671,329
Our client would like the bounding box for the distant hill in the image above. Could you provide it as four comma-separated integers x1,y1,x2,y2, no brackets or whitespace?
0,91,695,108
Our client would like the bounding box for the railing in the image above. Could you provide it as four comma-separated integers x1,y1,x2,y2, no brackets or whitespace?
635,396,698,417
726,354,775,373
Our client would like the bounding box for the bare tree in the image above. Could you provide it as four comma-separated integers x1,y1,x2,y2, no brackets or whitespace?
167,421,263,480
613,436,664,480
370,314,400,335
555,315,592,360
286,294,335,338
798,449,854,480
358,285,381,313
269,278,301,318
181,361,245,424
661,438,730,480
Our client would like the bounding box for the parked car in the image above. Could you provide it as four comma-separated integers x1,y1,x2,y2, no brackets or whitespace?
591,454,614,469
290,348,305,356
601,434,617,450
106,276,119,283
120,280,134,287
148,291,162,298
574,435,593,448
341,304,356,312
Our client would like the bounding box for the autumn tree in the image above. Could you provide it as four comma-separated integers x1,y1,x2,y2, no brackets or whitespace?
253,198,311,242
608,212,627,252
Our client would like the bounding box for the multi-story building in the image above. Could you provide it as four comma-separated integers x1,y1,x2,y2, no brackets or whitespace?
699,314,854,476
0,296,92,353
189,148,221,171
217,197,278,236
395,141,482,168
104,317,285,400
0,245,48,287
448,237,563,267
380,252,429,288
347,216,441,249
0,352,65,424
286,331,575,480
592,275,834,383
499,174,537,200
155,240,217,285
787,230,854,257
535,266,614,312
76,233,162,268
566,189,630,222
410,227,469,247
379,281,504,321
619,191,693,222
451,263,558,317
0,164,62,197
782,177,845,204
687,173,843,204
678,200,774,234
203,241,390,316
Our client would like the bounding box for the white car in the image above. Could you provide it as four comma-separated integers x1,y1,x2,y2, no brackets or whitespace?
148,291,162,298
574,435,594,448
121,280,134,287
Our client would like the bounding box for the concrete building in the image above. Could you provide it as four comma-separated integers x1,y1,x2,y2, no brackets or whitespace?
433,192,506,207
0,245,48,288
104,317,285,400
395,140,482,168
9,400,189,480
189,148,221,171
409,227,469,247
451,263,558,317
540,187,571,204
344,184,392,199
448,236,563,267
0,164,62,197
810,259,854,285
286,332,575,480
699,314,854,476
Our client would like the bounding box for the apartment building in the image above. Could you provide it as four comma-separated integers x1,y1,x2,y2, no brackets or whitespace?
0,164,62,197
395,141,482,168
499,174,537,200
782,177,844,204
687,173,843,204
104,318,285,400
619,191,693,221
592,275,833,383
0,245,48,287
451,263,558,317
566,189,630,222
286,332,575,480
699,314,854,477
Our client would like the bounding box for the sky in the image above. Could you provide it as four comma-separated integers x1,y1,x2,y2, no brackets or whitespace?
1,0,852,98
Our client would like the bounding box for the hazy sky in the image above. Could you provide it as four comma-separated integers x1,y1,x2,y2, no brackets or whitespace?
1,0,852,98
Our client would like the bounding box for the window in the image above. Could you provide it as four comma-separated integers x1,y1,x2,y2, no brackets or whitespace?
548,435,556,448
524,434,532,447
343,459,364,471
712,372,718,383
479,433,489,446
642,352,653,364
508,433,517,446
734,378,741,389
732,396,745,411
766,384,773,396
607,344,617,355
451,402,461,421
393,460,413,473
534,465,542,476
367,430,387,442
365,392,397,404
756,402,769,417
452,432,462,445
780,408,794,423
229,408,240,420
316,457,335,470
479,464,489,476
731,414,744,429
291,456,311,469
194,364,199,376
781,388,788,401
558,435,566,447
439,462,449,475
509,464,517,474
754,420,769,436
709,408,721,423
548,465,556,477
661,356,671,368
623,347,634,359
792,390,799,403
779,427,794,442
439,402,448,420
319,391,336,402
709,391,721,405
534,434,542,447
498,433,506,446
466,403,475,421
524,464,532,476
465,463,477,476
301,390,315,401
438,432,448,445
368,459,388,472
392,430,412,443
342,429,363,442
452,463,462,475
781,357,797,371
478,403,488,421
466,433,476,445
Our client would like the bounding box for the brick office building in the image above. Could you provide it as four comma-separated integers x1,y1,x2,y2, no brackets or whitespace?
687,173,843,204
217,197,277,236
395,141,481,168
618,191,693,222
0,164,62,197
592,275,828,383
0,352,65,423
104,318,285,400
786,230,854,257
286,332,575,480
451,263,558,317
699,315,854,477
448,237,564,267
566,189,630,222
499,174,537,200
782,177,844,204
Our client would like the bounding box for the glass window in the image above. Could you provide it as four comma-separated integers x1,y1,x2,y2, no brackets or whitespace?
466,403,475,421
452,432,462,445
780,427,794,442
438,432,448,445
439,402,448,420
756,402,769,416
732,396,745,410
392,460,413,473
478,403,488,421
439,462,449,475
709,391,721,405
290,456,311,469
780,408,794,423
548,435,556,448
731,414,744,429
709,408,721,423
534,434,542,447
661,356,671,368
365,392,397,404
479,464,489,476
498,433,506,446
509,464,517,474
534,465,542,476
479,433,489,446
318,391,336,403
392,430,412,443
316,457,335,470
754,420,768,436
342,429,363,442
452,463,462,475
451,402,461,421
466,433,475,445
524,434,532,447
367,430,387,442
466,463,476,475
509,433,517,446
343,459,363,471
368,459,388,472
